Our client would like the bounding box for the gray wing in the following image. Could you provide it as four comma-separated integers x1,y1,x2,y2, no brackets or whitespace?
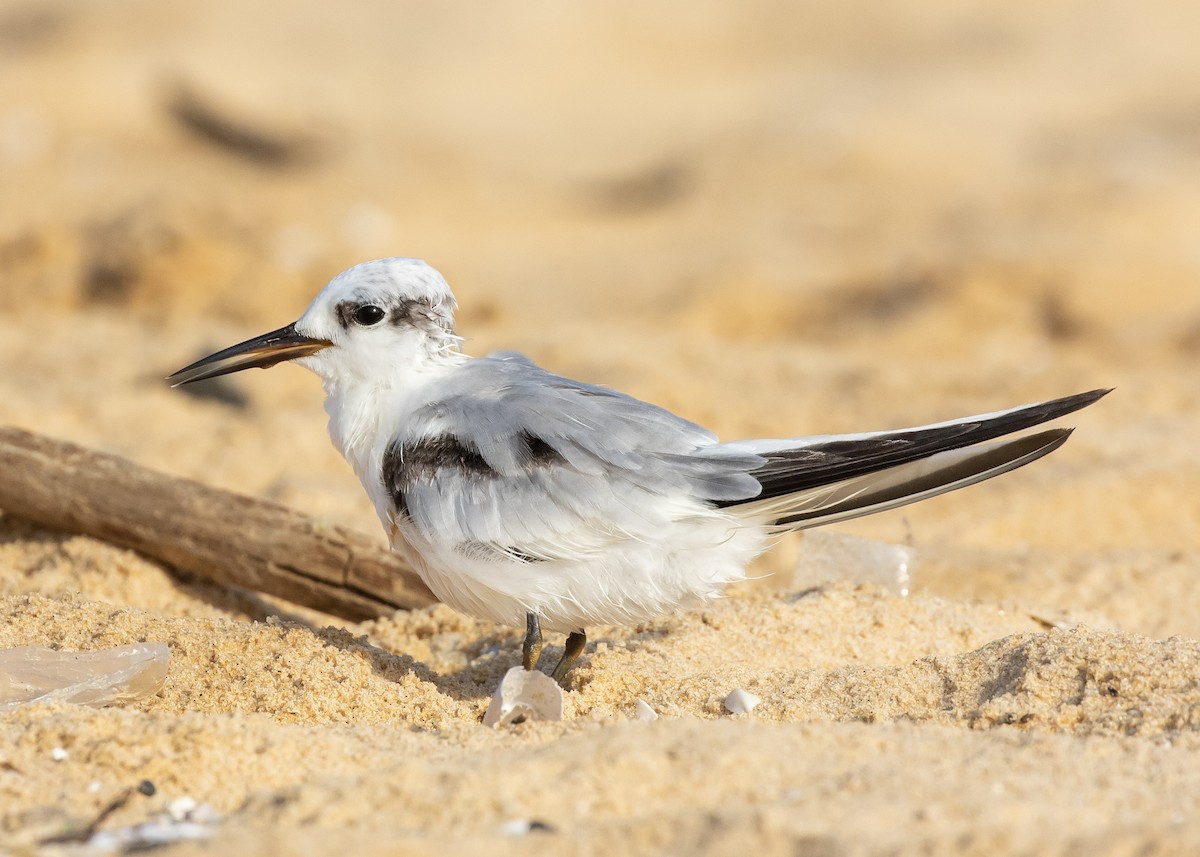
381,353,764,558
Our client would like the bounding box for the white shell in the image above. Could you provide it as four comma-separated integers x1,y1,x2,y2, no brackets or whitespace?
723,688,761,715
482,667,564,727
635,699,659,721
166,796,198,822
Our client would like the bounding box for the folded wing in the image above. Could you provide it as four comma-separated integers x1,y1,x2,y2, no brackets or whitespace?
386,354,1107,552
718,388,1109,529
384,354,765,562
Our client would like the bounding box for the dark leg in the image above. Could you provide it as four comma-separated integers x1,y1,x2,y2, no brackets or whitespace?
522,612,543,672
551,630,587,684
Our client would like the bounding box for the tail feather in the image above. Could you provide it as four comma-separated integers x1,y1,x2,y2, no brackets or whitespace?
732,428,1072,532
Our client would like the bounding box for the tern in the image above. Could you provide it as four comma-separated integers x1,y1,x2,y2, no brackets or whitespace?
170,258,1107,682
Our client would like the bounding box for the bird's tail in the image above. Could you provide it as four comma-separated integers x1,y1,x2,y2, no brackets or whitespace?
719,389,1109,532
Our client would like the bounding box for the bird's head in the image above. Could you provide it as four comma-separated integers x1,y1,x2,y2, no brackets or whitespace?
168,258,460,390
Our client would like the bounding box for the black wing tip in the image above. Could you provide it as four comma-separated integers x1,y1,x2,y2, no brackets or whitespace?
1038,387,1112,420
1040,425,1074,448
769,426,1078,528
1077,387,1114,405
1016,426,1074,457
728,390,1106,505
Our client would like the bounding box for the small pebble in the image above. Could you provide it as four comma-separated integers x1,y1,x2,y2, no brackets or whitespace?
166,796,197,822
138,780,156,797
723,688,761,715
501,818,555,835
50,747,68,762
635,700,659,721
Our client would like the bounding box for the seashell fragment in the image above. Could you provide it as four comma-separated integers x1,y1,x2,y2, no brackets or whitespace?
723,688,761,715
635,699,659,721
482,667,564,727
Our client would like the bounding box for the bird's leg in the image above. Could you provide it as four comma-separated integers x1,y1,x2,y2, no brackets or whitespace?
522,612,543,671
551,630,587,684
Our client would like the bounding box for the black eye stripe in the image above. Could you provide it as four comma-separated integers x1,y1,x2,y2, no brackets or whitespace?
333,298,451,332
354,304,386,326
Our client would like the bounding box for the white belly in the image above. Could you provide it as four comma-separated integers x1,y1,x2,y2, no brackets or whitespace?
389,510,767,633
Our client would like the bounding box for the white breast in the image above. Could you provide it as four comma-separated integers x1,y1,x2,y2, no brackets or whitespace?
389,499,766,633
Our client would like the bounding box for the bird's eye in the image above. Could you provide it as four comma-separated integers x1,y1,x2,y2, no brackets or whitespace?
354,305,386,326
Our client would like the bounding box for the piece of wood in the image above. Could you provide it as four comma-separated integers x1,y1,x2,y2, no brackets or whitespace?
0,427,436,621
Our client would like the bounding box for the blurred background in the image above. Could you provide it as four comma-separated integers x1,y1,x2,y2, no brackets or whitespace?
1,1,1197,627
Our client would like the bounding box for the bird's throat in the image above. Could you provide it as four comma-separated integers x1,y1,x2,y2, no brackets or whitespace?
321,352,466,517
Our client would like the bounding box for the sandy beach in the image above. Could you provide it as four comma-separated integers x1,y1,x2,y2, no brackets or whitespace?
2,1,1199,853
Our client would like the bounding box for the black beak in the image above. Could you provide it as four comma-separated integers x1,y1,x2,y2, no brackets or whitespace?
167,323,332,386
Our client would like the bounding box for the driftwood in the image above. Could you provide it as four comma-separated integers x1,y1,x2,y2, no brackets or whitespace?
0,427,436,621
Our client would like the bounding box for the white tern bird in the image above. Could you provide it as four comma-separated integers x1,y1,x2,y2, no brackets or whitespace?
170,258,1107,682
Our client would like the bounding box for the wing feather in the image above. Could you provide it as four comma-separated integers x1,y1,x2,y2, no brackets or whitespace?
385,354,1106,561
384,354,761,561
715,388,1109,506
